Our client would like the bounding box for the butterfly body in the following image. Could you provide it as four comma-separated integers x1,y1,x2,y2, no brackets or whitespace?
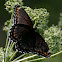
9,4,51,57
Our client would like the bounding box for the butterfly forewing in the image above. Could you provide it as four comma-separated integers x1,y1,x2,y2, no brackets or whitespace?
14,5,33,28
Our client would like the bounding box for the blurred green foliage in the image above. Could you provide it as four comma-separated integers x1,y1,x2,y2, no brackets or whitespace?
0,48,4,62
5,0,23,13
0,0,62,62
44,25,62,54
0,42,16,62
58,13,62,29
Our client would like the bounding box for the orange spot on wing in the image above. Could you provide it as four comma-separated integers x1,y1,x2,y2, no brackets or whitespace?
37,50,48,55
13,34,15,37
15,26,17,28
16,8,19,21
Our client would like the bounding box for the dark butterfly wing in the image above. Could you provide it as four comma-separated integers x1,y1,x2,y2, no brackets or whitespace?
10,5,34,50
10,24,51,57
34,32,51,57
9,5,51,57
14,5,33,28
11,25,51,57
10,4,33,41
10,24,31,42
10,24,36,52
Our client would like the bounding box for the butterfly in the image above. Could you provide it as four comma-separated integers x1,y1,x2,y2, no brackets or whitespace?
9,4,51,57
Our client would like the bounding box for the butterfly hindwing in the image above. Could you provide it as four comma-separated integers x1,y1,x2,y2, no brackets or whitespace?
34,32,51,57
10,24,31,41
10,24,36,51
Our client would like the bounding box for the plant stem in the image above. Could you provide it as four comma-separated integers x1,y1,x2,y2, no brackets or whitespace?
28,51,62,62
12,54,37,62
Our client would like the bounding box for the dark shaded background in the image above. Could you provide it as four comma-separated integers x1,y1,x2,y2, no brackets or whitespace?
0,0,10,47
0,0,62,62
